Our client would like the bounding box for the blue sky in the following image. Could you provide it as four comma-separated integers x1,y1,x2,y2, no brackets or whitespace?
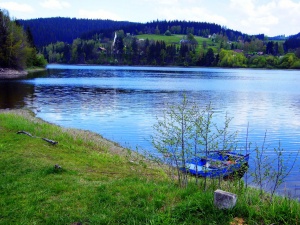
1,0,300,36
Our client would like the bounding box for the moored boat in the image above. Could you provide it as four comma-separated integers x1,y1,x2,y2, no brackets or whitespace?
181,151,250,178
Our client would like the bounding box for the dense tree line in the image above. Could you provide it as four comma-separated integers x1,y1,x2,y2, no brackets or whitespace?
42,31,300,69
17,17,134,47
17,17,265,48
284,32,300,48
0,9,46,69
284,32,300,58
90,20,254,42
11,14,300,70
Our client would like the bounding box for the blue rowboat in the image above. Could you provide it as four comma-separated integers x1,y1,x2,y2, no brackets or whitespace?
181,151,250,178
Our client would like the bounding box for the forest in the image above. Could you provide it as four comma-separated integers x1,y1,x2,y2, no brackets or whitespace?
17,17,300,69
0,9,46,70
17,17,134,47
40,30,300,69
17,18,259,47
2,11,300,69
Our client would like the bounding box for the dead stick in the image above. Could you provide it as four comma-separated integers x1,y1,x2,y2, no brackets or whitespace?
17,130,58,145
17,131,34,137
41,138,58,145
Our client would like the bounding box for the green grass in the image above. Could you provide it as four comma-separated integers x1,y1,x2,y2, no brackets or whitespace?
137,34,183,44
26,67,47,73
136,34,219,53
1,110,299,224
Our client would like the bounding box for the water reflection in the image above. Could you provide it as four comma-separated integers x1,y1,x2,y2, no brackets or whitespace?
0,81,35,109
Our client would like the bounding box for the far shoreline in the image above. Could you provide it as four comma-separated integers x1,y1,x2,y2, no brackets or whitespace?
47,63,299,71
0,68,28,79
0,67,46,79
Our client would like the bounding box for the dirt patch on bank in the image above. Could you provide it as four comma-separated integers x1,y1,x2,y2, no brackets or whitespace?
0,68,28,79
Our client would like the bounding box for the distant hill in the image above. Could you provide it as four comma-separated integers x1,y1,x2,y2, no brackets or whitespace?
284,32,300,50
17,17,266,48
268,35,287,41
82,20,262,41
17,17,135,47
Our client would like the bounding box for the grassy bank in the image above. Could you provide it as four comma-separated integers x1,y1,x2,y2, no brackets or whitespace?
0,110,299,224
26,67,47,73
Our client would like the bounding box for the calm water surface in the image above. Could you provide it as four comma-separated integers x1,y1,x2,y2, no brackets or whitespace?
1,64,300,197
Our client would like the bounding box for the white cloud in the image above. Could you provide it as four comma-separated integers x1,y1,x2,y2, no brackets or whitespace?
40,0,70,10
154,0,178,4
278,0,298,9
156,6,227,25
140,0,178,5
228,0,300,36
78,9,122,20
0,2,34,13
229,0,253,15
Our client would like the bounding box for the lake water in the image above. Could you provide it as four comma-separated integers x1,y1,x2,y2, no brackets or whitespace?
1,64,300,198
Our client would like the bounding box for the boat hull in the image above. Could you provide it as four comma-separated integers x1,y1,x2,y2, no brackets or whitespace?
181,151,250,178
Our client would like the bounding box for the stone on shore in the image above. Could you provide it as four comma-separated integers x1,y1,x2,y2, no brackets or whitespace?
214,189,237,209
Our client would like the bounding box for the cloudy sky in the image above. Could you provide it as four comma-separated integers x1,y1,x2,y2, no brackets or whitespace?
1,0,300,37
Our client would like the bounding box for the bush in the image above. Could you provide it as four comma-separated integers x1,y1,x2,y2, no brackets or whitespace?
291,60,300,69
278,53,298,68
164,30,172,36
33,54,48,67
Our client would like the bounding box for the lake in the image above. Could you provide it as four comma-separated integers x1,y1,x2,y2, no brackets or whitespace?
1,64,300,198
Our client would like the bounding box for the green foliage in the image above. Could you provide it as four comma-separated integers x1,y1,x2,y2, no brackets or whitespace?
0,9,28,69
218,49,247,67
26,49,47,68
34,53,47,67
291,60,300,69
279,53,299,69
248,55,284,69
243,38,265,53
164,30,172,36
203,48,216,66
151,95,194,187
265,55,279,68
249,55,267,68
0,9,46,69
186,33,198,45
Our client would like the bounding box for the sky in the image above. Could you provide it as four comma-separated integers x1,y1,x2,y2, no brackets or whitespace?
1,0,300,37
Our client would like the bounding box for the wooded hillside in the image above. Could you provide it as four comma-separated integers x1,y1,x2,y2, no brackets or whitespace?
0,9,46,70
17,18,264,47
17,17,134,47
7,13,300,69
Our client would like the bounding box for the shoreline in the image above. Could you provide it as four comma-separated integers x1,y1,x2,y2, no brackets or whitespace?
46,63,300,71
0,68,28,79
0,109,130,156
0,67,47,79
